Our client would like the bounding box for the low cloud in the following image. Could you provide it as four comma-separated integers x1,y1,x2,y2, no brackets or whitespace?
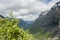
0,0,60,21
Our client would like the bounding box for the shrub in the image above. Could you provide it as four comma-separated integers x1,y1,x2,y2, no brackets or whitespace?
0,18,35,40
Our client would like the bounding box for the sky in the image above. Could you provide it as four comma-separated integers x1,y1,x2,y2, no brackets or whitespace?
0,0,60,21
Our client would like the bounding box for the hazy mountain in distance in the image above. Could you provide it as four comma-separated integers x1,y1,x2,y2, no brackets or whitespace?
0,15,4,18
25,21,33,24
18,19,30,29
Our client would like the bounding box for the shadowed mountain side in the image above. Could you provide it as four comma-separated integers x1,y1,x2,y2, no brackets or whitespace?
29,2,60,34
0,15,4,18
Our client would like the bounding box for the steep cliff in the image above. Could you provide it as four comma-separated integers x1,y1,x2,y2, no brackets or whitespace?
29,2,60,34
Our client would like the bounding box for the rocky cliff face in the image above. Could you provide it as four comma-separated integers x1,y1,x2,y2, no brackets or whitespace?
29,2,60,34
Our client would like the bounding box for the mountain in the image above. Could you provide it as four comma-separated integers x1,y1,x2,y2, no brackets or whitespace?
0,15,4,18
18,19,30,29
25,21,33,24
5,17,31,29
29,2,60,34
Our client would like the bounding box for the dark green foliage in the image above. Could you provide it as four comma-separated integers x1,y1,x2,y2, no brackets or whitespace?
57,38,60,40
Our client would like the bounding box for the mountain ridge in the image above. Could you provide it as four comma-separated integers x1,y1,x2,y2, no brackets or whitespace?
29,2,60,35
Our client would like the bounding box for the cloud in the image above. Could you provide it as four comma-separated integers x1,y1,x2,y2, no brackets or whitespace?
0,0,60,21
39,0,52,3
17,14,39,21
47,0,60,9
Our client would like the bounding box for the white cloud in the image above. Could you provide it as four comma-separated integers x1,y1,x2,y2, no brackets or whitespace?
17,14,39,21
31,1,49,12
47,0,60,9
0,0,60,21
18,9,30,14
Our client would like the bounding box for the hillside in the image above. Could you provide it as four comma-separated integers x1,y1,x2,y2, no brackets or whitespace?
18,19,30,29
25,21,33,24
29,2,60,35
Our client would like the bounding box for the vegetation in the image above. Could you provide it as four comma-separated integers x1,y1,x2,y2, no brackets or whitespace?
34,32,56,40
57,38,60,40
0,17,57,40
0,18,35,40
0,11,59,40
0,15,55,40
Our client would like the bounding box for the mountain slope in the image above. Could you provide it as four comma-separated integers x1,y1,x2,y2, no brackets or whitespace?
18,19,30,29
29,2,60,34
25,21,33,24
0,15,4,18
